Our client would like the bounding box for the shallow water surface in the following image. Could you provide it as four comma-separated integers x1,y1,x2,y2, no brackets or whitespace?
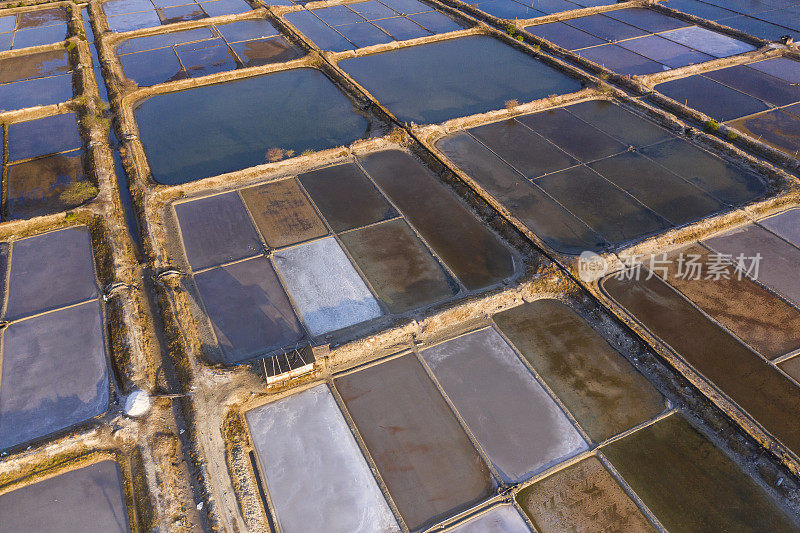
703,222,800,307
0,302,108,450
0,7,67,52
494,300,664,442
0,50,73,111
246,386,400,533
517,457,655,532
335,354,495,530
527,8,752,74
0,461,128,531
118,19,301,86
421,327,587,482
193,257,305,363
0,227,107,451
602,414,798,531
603,272,800,456
339,218,457,313
4,227,98,320
339,35,582,124
174,192,262,270
438,101,764,254
298,162,396,232
135,68,371,184
4,114,88,221
359,150,515,289
286,0,462,51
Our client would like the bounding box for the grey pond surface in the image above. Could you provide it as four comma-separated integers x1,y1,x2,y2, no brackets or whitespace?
0,461,129,532
246,385,399,533
339,35,582,124
437,99,765,254
193,257,305,364
467,0,615,20
174,150,516,364
0,227,108,450
4,226,98,320
526,8,754,75
421,327,587,482
703,210,800,307
665,0,800,42
134,68,371,184
335,354,496,530
656,58,800,157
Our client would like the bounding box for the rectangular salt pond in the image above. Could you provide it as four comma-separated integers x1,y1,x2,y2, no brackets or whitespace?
703,209,800,308
338,35,582,124
665,0,800,42
272,237,384,336
0,7,67,51
285,0,463,52
493,300,664,442
193,257,305,364
134,68,371,184
516,457,655,532
359,150,515,290
660,244,800,360
0,227,108,451
103,0,253,32
240,179,327,248
246,385,399,533
602,414,798,531
0,50,73,111
602,270,800,457
4,113,94,220
117,19,301,87
174,150,515,363
338,218,458,313
436,99,766,254
655,57,800,157
525,8,754,75
4,226,98,320
335,355,495,530
467,0,616,20
0,461,129,531
420,327,587,482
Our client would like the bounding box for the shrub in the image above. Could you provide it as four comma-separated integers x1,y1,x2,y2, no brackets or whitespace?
60,182,98,205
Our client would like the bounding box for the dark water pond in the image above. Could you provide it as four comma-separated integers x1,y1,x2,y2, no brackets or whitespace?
134,68,372,184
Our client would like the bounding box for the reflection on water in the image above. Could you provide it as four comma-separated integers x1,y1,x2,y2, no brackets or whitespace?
339,35,583,124
134,68,371,184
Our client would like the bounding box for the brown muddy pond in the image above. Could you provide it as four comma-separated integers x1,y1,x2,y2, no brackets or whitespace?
334,354,495,530
493,300,664,442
